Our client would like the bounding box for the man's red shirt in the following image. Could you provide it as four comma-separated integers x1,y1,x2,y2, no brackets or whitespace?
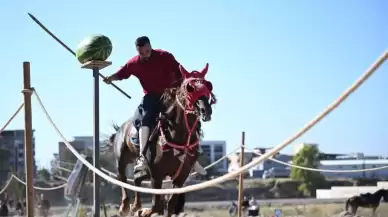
113,49,182,95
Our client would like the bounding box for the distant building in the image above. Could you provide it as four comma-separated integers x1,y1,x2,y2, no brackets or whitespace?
58,136,94,161
242,147,293,178
200,140,227,173
0,129,37,181
319,159,388,179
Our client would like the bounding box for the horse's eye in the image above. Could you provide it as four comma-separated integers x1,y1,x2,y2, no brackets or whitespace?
186,84,194,92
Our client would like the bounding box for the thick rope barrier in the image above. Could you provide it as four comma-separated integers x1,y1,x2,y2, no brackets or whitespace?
0,103,24,134
247,147,388,173
34,51,387,194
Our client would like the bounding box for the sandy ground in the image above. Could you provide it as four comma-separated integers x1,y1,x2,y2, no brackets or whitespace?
13,202,388,217
93,203,388,217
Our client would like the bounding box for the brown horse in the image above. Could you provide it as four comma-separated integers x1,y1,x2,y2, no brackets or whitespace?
104,63,215,217
345,188,388,216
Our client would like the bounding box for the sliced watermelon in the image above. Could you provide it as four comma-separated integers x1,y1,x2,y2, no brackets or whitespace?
76,35,112,64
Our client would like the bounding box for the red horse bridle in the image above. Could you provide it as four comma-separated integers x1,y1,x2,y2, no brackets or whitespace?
158,63,215,180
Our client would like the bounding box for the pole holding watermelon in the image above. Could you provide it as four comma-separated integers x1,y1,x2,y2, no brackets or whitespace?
27,13,131,99
81,59,111,217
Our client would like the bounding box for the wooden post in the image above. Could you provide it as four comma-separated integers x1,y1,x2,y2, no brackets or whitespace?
81,60,111,217
22,61,35,217
237,131,245,217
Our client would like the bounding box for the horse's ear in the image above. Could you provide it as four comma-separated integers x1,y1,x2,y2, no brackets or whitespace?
179,65,189,78
200,63,209,77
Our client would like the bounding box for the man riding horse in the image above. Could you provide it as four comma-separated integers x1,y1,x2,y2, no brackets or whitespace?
104,36,207,176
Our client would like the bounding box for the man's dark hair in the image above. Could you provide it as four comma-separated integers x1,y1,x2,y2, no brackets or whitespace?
135,36,150,47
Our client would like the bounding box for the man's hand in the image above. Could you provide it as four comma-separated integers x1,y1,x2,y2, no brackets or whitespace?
103,75,117,84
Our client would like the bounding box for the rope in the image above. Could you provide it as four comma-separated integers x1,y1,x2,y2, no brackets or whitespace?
0,175,14,194
100,147,239,183
247,147,388,173
12,175,66,191
0,103,24,134
34,51,387,194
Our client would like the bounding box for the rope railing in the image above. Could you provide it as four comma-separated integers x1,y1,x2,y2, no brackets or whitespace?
0,175,14,194
247,147,388,173
33,50,387,194
56,148,237,184
0,103,24,134
0,174,67,193
12,175,67,191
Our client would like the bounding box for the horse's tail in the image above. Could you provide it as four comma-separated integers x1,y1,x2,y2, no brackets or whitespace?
345,198,350,211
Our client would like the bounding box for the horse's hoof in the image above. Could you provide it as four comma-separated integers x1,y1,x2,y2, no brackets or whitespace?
119,203,130,217
129,204,140,216
140,208,152,217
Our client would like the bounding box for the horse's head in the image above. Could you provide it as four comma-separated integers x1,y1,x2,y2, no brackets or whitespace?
102,123,121,148
176,63,215,122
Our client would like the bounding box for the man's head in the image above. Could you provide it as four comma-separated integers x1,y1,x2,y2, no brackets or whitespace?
135,36,152,60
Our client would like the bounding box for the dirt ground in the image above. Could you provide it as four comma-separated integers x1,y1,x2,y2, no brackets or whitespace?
99,203,388,217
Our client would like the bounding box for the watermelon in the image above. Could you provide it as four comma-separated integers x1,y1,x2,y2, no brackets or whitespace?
76,35,112,64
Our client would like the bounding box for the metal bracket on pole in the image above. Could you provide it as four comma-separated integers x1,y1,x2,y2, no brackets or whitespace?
81,60,112,217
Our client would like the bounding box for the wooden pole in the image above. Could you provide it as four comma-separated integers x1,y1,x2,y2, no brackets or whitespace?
22,61,35,217
237,131,245,217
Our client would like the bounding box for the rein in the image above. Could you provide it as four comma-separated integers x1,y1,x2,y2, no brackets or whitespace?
158,79,210,181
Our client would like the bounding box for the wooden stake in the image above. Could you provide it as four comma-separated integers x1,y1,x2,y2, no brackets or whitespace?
22,62,35,217
237,131,245,217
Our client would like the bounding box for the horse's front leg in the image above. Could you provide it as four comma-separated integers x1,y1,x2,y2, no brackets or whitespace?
131,177,143,214
372,206,377,217
165,184,183,217
117,159,131,217
350,205,357,215
141,177,164,217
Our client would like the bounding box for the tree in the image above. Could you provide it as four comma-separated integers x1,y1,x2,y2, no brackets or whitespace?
290,145,326,196
37,168,51,182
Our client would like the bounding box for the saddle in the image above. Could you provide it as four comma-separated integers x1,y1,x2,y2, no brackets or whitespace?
128,108,165,147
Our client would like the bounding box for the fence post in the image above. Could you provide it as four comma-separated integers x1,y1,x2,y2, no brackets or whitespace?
22,61,35,217
237,131,245,217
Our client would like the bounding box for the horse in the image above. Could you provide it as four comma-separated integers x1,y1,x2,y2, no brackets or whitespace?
103,63,215,217
345,188,388,216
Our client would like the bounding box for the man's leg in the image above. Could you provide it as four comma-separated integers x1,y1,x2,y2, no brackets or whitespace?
134,94,160,172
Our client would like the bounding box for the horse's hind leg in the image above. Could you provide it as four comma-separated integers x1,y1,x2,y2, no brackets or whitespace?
117,153,131,216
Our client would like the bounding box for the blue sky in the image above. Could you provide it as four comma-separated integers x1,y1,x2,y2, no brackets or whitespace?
1,1,387,169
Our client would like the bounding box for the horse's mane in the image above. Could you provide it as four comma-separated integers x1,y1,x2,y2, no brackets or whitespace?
160,87,205,138
160,87,182,115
